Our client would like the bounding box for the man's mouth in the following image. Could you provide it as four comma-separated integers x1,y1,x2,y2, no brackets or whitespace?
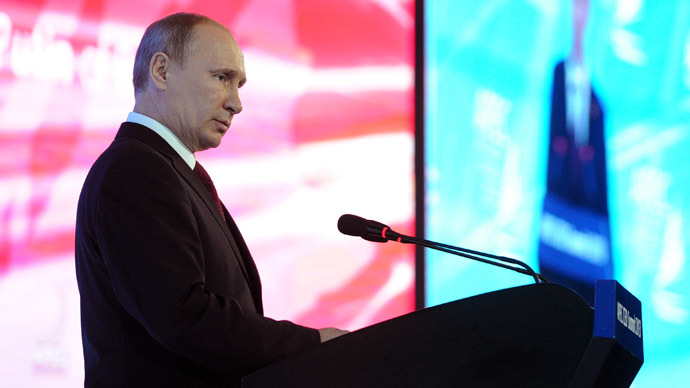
214,119,230,131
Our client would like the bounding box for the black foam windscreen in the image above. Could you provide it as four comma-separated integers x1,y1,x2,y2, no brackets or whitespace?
337,214,368,237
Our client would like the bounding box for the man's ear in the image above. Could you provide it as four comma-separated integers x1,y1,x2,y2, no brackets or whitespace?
149,52,172,90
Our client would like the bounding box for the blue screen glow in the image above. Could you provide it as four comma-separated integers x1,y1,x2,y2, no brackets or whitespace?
424,1,690,386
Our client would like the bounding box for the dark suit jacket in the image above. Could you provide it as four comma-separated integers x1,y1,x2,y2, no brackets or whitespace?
75,122,320,387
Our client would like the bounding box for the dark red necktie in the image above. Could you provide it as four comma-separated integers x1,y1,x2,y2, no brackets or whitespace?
194,162,226,221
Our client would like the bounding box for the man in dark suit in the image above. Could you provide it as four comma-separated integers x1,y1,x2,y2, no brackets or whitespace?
75,13,346,387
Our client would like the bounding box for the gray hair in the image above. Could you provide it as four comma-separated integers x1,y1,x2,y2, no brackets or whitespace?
132,13,214,96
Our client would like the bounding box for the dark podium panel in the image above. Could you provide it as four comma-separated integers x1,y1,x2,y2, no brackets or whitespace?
243,283,641,387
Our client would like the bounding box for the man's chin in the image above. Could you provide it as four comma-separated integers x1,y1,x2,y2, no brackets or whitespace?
199,136,223,152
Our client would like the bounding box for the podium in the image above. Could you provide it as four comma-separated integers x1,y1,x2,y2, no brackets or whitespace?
242,281,643,387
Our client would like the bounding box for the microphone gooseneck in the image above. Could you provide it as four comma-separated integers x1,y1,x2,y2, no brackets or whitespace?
337,214,548,284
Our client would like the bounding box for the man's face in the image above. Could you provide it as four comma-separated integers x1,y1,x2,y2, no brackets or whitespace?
573,0,589,37
162,23,246,153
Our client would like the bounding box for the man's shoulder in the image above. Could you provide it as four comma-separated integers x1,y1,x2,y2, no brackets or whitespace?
83,124,178,190
95,136,166,173
97,122,174,166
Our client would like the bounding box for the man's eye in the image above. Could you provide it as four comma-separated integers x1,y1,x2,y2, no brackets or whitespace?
215,74,227,82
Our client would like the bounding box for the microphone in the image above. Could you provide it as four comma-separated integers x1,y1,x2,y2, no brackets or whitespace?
337,214,548,284
337,214,403,243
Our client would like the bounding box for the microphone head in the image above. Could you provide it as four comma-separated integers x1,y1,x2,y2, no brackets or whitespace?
337,214,368,237
337,214,388,243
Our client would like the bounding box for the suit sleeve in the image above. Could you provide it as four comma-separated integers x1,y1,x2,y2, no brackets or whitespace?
93,150,320,375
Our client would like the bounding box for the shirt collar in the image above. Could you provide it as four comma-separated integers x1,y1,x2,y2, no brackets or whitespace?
126,112,196,170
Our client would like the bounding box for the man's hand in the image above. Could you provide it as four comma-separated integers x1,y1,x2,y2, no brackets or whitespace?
318,327,349,343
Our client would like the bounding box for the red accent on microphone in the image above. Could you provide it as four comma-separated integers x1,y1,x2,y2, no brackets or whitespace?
382,227,389,239
397,237,402,242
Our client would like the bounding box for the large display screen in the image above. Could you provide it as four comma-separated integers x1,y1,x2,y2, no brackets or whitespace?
0,1,415,385
424,1,689,386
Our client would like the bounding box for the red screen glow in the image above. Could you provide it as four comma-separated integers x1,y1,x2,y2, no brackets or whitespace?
0,1,415,385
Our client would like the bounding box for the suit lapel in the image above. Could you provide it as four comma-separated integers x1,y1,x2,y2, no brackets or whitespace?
172,157,253,283
220,204,264,314
115,123,253,287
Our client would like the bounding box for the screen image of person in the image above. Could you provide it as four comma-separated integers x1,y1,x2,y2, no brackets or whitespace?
74,13,347,388
538,0,613,305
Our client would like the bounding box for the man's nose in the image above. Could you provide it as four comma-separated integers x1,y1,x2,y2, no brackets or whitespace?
225,89,242,115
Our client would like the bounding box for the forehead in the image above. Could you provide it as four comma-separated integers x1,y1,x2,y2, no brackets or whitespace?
187,23,244,69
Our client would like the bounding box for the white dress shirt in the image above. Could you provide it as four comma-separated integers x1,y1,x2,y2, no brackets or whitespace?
126,111,197,170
